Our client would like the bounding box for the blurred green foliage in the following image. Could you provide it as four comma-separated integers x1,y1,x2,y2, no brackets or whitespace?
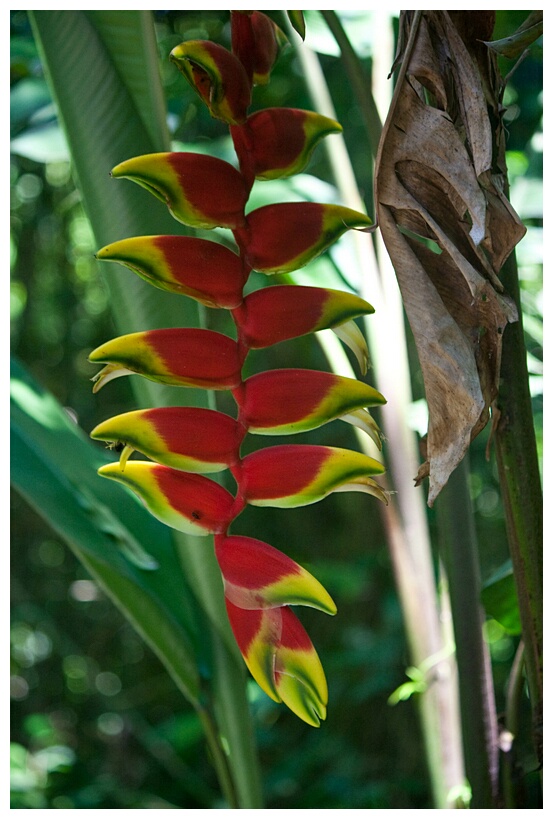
11,10,542,808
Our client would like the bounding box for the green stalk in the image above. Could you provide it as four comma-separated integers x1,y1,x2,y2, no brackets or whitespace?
435,456,499,808
494,250,543,763
210,631,265,809
196,707,238,808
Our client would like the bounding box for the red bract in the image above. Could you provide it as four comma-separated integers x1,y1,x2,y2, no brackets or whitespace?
230,11,286,86
239,202,372,273
112,152,248,230
98,462,235,536
236,444,385,508
89,328,244,391
231,108,342,181
235,369,385,436
214,534,336,614
170,40,251,125
91,407,244,473
233,284,373,349
91,10,387,726
97,235,247,308
225,600,329,727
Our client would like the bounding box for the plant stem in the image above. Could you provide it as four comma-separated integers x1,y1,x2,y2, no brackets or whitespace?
210,631,265,809
502,639,526,808
494,250,543,765
319,11,383,160
197,706,238,808
436,455,499,808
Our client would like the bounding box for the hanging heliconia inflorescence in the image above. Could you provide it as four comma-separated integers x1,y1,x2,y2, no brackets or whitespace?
90,10,387,727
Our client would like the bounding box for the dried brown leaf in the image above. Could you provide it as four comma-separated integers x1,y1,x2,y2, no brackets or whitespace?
375,11,525,504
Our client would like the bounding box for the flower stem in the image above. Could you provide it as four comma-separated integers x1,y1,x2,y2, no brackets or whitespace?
197,706,238,808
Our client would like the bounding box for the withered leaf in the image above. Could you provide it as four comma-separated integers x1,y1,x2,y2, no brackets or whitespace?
375,11,524,505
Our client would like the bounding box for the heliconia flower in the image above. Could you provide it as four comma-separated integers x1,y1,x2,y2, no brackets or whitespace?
89,329,243,393
230,11,287,86
98,461,235,536
215,534,336,614
236,444,387,508
235,369,385,445
90,407,244,473
231,108,342,181
85,8,390,731
170,40,251,125
96,235,246,309
225,600,328,726
238,202,372,274
111,153,248,230
233,283,373,348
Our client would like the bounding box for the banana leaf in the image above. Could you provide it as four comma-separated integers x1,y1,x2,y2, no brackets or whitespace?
11,356,202,704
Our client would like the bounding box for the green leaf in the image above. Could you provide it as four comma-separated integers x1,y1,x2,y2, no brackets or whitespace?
85,10,171,151
10,357,203,704
481,563,522,635
287,10,306,40
485,12,543,59
75,487,159,571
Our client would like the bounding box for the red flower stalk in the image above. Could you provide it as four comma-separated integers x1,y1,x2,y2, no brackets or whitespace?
91,12,387,726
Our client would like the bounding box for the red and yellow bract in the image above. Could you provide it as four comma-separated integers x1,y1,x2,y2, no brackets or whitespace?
96,235,246,309
170,40,251,125
215,535,336,615
236,445,386,508
235,369,385,437
90,328,244,392
91,407,244,472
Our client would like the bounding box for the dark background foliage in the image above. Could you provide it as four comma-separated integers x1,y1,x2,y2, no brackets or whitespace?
10,10,542,808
